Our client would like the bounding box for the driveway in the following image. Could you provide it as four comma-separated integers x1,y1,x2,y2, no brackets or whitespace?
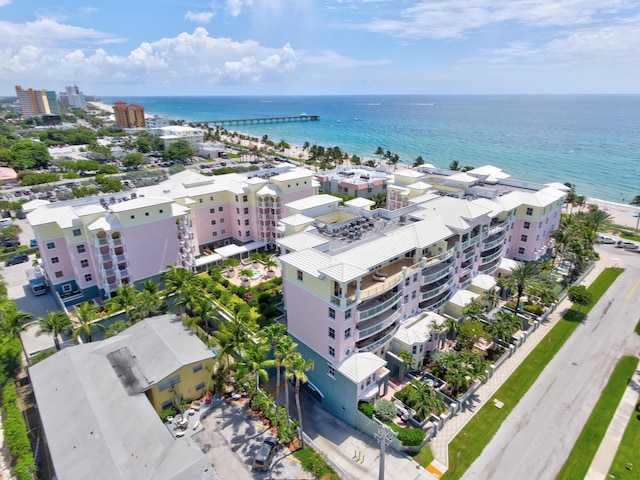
192,398,304,480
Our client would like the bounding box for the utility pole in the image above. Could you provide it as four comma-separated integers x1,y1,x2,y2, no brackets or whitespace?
374,418,397,480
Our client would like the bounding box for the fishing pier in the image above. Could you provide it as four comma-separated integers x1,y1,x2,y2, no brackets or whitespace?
202,114,319,127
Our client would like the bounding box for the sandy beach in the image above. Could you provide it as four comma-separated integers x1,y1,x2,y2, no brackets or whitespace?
587,198,640,230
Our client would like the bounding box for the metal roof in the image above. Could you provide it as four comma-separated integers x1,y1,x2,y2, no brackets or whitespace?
337,352,387,383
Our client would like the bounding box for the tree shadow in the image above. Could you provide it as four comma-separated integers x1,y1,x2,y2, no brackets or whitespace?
563,309,586,324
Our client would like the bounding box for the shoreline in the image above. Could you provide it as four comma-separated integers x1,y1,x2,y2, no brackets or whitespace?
586,198,640,229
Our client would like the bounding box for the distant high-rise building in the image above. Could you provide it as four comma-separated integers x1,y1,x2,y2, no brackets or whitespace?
15,85,60,117
65,84,86,108
113,101,146,128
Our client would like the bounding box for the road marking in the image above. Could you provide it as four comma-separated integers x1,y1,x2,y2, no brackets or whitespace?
626,279,640,300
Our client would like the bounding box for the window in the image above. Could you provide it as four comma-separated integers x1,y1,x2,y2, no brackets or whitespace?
329,346,335,357
130,215,135,219
344,328,351,339
221,229,226,235
51,257,59,264
412,345,417,354
405,278,410,286
84,274,92,282
218,206,223,212
523,221,531,230
158,374,180,392
77,244,86,254
244,207,249,214
199,199,203,203
210,196,214,202
145,212,149,217
46,242,55,250
159,209,164,214
328,365,335,377
193,364,203,373
55,271,63,278
411,290,416,300
80,259,89,268
195,382,205,391
404,295,409,303
518,247,525,255
328,327,335,339
297,270,303,281
526,207,533,216
161,400,173,410
413,273,418,283
220,218,224,223
520,235,528,242
211,220,216,225
243,195,248,202
245,231,250,237
244,219,249,226
237,219,241,225
209,208,215,214
328,307,335,319
345,309,351,320
212,232,218,237
236,208,240,214
72,228,81,237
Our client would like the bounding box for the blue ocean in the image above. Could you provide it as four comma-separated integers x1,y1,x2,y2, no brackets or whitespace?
102,95,640,204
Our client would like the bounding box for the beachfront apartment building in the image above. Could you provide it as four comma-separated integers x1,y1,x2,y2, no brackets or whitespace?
26,168,317,305
150,125,204,150
276,165,567,426
113,101,146,128
15,85,60,118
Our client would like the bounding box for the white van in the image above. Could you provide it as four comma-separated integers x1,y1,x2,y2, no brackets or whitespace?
597,234,616,244
0,218,13,228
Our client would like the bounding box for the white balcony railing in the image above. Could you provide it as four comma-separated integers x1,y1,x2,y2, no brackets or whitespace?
357,309,402,341
357,290,403,322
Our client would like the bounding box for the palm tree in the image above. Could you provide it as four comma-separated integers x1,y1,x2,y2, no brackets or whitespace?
0,302,33,363
375,146,384,165
443,317,461,340
36,311,72,351
482,288,499,310
413,155,425,168
275,335,298,413
398,350,415,380
162,266,195,314
233,341,271,393
141,279,159,295
286,352,314,449
507,263,540,314
105,284,139,322
449,160,461,171
463,299,485,322
72,301,105,343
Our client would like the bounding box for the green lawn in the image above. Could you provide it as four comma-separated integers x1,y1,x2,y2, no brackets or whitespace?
608,400,640,479
556,356,639,480
431,267,624,480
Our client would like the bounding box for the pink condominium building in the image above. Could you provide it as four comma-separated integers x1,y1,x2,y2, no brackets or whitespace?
27,168,317,305
276,164,567,426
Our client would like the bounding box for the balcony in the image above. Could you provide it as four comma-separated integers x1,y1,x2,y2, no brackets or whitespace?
357,324,399,353
110,237,124,247
421,277,454,301
115,254,127,263
357,290,402,322
479,261,500,275
95,237,108,247
348,258,419,302
422,263,454,284
481,250,502,265
488,222,507,235
101,268,115,277
482,238,503,251
357,309,402,341
423,248,455,267
419,289,452,310
117,268,129,278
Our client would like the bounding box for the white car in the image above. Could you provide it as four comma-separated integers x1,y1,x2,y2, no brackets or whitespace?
597,235,616,244
616,240,639,250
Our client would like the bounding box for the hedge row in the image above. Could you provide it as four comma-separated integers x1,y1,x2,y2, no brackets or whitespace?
2,383,36,480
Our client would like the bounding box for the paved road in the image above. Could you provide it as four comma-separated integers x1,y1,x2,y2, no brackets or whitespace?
462,247,640,480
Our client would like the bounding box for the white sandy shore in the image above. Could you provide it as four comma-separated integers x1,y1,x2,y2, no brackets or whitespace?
86,101,114,114
587,198,640,229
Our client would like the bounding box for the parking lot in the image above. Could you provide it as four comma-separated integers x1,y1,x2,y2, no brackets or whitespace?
192,398,304,480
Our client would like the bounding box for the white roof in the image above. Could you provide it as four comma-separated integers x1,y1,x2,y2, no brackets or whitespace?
471,274,497,291
280,214,315,227
286,194,341,212
395,169,424,179
337,352,387,383
394,312,446,345
108,197,172,213
467,165,511,180
277,231,328,253
271,168,314,182
498,257,521,272
447,172,478,183
21,198,50,213
413,196,492,230
344,197,374,208
447,289,480,307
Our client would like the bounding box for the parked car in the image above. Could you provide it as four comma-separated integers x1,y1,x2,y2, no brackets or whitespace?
29,239,38,248
616,240,639,250
15,210,26,219
252,437,278,471
5,253,29,266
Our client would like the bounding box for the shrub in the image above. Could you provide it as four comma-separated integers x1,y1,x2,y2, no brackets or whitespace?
398,427,426,446
523,303,544,316
160,406,178,422
358,401,374,418
374,399,397,422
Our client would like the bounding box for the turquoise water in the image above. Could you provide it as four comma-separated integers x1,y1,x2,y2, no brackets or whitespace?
102,95,640,203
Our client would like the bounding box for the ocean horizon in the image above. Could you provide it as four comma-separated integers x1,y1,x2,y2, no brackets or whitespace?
102,94,640,204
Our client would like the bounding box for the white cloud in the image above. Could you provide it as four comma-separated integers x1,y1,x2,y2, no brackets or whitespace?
0,18,124,45
225,0,253,18
355,0,638,39
0,0,11,6
304,50,391,68
0,25,299,89
185,10,215,23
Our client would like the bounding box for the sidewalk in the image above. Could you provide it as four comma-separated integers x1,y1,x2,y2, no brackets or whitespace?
428,251,621,476
585,368,640,480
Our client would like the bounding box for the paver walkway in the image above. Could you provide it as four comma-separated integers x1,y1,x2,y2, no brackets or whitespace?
585,367,640,480
427,251,620,477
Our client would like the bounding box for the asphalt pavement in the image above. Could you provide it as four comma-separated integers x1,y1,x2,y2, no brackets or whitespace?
461,246,640,479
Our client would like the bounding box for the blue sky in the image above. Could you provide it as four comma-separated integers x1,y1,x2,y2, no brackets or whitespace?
1,0,639,96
